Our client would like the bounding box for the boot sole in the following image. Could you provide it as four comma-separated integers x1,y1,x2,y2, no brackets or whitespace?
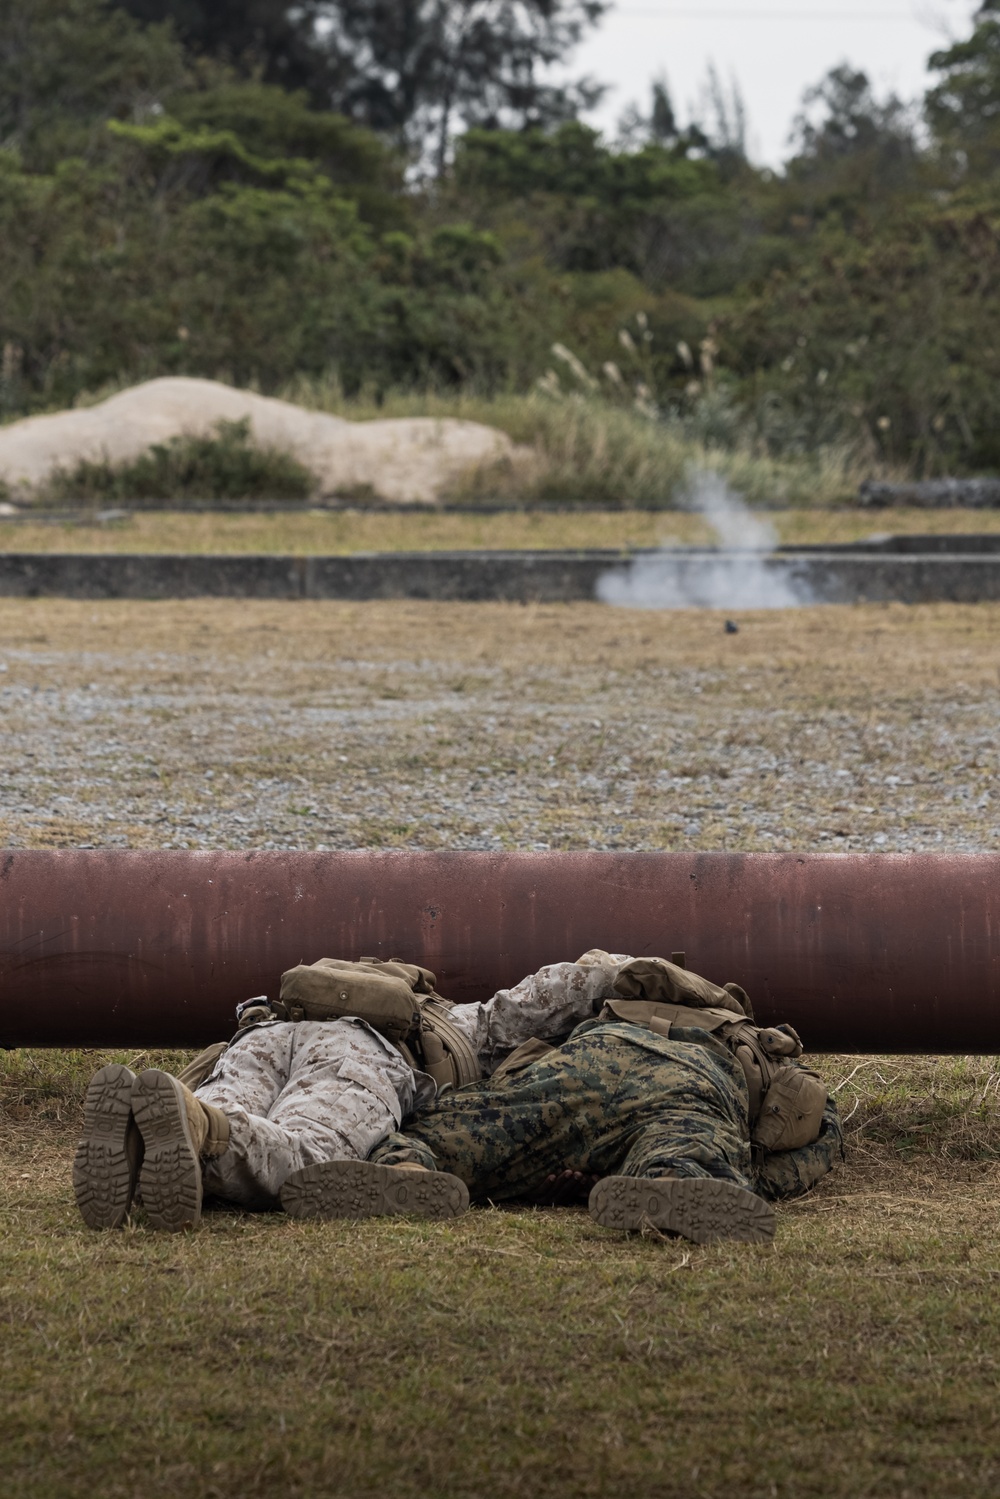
72,1064,138,1230
281,1161,469,1221
132,1070,202,1231
588,1175,775,1244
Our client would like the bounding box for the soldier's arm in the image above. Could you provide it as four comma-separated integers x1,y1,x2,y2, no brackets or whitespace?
447,952,633,1071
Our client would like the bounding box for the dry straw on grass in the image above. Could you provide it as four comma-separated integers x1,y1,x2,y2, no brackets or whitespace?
5,505,1000,557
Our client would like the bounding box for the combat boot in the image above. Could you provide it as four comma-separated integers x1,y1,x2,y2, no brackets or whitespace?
280,1160,469,1221
73,1064,144,1229
588,1175,774,1244
130,1069,230,1231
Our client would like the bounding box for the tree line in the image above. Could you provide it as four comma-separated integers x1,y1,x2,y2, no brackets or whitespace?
3,0,1000,476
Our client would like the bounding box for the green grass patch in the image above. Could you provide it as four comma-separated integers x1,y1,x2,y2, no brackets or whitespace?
38,418,314,506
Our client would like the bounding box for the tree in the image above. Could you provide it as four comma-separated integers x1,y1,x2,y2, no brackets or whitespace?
110,1,343,99
927,2,1000,181
786,65,920,208
617,76,679,150
689,63,749,176
0,0,184,168
112,0,608,173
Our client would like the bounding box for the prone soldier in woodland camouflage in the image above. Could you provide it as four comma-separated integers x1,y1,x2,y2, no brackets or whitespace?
280,957,843,1243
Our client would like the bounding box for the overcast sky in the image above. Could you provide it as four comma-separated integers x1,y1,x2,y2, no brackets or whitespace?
565,0,983,164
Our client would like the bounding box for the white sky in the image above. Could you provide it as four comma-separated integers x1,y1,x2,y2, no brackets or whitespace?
565,0,983,165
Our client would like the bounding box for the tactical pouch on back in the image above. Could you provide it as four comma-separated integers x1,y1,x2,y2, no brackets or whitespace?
752,1066,828,1152
277,959,482,1089
613,958,747,1017
600,997,738,1032
279,960,420,1043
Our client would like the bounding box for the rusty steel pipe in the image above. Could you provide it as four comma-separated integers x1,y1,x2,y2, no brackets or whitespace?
1,850,998,1052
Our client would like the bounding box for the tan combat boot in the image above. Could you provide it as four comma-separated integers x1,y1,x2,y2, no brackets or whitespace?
588,1175,775,1244
73,1064,144,1230
280,1160,469,1221
130,1069,230,1231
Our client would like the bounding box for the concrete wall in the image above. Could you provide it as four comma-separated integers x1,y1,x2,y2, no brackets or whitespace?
3,548,1000,603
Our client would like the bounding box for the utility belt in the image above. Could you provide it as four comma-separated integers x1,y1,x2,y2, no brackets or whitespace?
597,996,828,1153
178,957,481,1094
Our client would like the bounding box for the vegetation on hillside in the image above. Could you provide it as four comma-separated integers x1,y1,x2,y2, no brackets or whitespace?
3,0,1000,485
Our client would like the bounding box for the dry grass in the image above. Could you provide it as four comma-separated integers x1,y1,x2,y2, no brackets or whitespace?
4,1047,1000,1498
3,598,1000,1495
281,384,872,509
4,505,1000,555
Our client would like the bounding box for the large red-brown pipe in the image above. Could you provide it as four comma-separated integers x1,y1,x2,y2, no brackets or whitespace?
1,850,997,1051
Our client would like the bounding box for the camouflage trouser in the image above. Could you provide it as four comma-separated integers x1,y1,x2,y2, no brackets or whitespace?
197,1019,416,1211
371,1021,754,1203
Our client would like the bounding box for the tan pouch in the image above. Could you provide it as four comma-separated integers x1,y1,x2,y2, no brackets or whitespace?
324,956,437,994
613,958,747,1017
752,1066,828,1151
279,961,419,1042
723,982,755,1023
601,997,738,1032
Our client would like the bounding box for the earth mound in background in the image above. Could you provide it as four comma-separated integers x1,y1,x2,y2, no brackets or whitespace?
0,377,520,505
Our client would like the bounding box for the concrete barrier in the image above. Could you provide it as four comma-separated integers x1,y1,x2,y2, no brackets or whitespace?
3,545,1000,602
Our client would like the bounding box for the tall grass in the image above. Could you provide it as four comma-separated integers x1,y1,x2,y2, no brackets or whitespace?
13,377,885,510
282,376,875,509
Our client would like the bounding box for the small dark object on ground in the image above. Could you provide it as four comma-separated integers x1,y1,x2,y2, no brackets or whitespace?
725,619,739,634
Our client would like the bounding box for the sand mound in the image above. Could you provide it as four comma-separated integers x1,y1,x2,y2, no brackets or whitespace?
0,377,519,505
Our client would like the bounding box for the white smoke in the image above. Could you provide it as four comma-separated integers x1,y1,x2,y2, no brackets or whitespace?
597,470,813,610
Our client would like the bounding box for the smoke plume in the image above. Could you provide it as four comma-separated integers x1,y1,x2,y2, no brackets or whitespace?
597,470,812,610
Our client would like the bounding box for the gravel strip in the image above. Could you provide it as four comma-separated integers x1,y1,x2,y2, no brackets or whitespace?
0,598,997,854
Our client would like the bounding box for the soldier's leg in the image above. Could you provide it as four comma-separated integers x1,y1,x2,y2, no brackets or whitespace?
73,1027,297,1230
202,1021,414,1210
369,1130,439,1172
278,1125,470,1220
589,1117,774,1243
194,1022,299,1118
73,1064,143,1230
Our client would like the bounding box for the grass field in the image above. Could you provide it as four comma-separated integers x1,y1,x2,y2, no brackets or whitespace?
4,1049,1000,1498
2,596,1000,1496
3,505,1000,554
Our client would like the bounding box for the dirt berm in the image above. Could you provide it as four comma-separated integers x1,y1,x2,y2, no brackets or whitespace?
0,377,522,505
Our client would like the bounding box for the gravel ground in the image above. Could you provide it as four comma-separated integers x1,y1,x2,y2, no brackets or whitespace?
0,597,997,854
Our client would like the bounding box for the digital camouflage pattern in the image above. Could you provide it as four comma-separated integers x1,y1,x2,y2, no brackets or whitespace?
192,957,629,1211
372,1020,757,1201
445,952,631,1072
372,1020,842,1203
198,1018,422,1211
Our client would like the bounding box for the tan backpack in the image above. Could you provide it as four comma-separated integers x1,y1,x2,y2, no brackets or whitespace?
276,957,481,1091
176,957,482,1095
600,992,828,1153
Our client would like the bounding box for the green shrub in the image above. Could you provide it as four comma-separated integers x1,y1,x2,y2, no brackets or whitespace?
40,418,315,504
